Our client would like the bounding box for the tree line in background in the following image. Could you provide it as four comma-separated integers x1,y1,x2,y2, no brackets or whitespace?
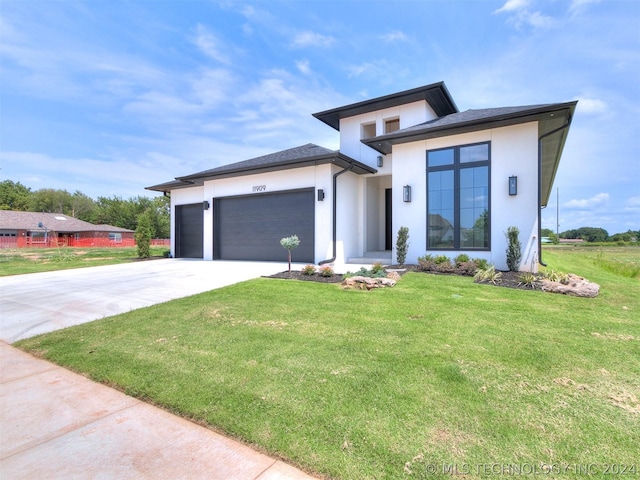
0,180,169,239
541,227,639,243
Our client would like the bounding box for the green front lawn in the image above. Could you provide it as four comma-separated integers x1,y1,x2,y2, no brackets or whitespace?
0,246,169,276
17,248,640,479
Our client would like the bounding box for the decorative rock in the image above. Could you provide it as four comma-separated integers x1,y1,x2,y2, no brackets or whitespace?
386,271,401,281
540,274,600,298
342,276,397,290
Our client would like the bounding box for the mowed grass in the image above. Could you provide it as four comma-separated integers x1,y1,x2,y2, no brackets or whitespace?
17,247,640,479
0,246,169,276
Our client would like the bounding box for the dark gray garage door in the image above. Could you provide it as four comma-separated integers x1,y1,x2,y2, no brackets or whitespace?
214,189,314,262
175,203,203,258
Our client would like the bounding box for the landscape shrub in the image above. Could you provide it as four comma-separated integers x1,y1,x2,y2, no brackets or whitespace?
543,269,569,284
434,254,450,264
347,265,387,278
457,261,478,276
302,264,316,276
517,272,538,289
474,265,502,284
417,254,483,276
319,265,334,277
396,226,409,266
454,253,470,265
506,226,522,271
371,262,385,275
473,258,489,270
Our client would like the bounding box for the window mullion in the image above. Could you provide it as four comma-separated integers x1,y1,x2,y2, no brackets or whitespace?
453,148,460,249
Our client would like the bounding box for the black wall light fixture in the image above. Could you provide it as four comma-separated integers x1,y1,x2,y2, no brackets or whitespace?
377,155,384,168
509,176,518,196
317,189,325,201
403,185,412,203
203,200,210,210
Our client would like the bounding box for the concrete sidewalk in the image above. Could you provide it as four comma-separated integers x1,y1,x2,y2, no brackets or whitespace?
0,341,318,479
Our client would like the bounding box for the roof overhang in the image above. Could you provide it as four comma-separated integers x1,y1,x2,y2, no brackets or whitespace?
146,152,376,193
538,104,577,206
312,82,458,131
362,102,577,155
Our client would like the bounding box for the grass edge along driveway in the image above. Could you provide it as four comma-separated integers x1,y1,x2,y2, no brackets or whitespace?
17,248,640,479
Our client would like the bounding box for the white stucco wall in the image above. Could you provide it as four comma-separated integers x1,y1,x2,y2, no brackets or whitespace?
391,122,540,271
170,186,204,258
334,169,364,263
169,164,347,263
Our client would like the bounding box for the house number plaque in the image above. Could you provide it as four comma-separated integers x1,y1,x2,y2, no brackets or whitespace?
252,185,267,192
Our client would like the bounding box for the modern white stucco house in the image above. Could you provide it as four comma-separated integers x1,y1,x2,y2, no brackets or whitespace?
147,82,576,272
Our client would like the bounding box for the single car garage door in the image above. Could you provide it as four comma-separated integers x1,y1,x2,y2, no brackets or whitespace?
175,203,203,258
214,188,314,262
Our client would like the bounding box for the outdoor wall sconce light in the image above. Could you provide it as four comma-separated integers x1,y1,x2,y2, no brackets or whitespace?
203,200,210,210
377,155,384,168
509,176,518,196
403,185,412,203
317,189,325,201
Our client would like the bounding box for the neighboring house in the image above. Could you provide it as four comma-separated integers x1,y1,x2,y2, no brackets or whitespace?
148,81,576,272
0,211,134,248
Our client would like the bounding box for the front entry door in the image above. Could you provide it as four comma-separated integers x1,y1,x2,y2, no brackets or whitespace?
385,188,392,250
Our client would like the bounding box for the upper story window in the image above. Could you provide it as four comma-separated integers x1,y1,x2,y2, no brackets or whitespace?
361,122,376,139
427,142,490,250
385,118,400,134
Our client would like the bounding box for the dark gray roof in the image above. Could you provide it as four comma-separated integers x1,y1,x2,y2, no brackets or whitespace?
312,82,458,131
0,211,133,233
363,103,577,154
363,101,578,206
147,143,376,192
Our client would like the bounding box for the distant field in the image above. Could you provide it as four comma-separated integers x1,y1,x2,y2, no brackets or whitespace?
0,246,169,276
542,245,640,279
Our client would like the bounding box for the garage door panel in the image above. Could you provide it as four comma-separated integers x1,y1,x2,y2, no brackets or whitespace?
176,204,203,259
214,189,314,262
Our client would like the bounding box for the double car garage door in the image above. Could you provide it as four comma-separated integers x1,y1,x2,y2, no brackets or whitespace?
176,189,314,263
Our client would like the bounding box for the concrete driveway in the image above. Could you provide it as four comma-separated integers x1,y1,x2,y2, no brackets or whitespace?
0,259,288,343
0,259,320,479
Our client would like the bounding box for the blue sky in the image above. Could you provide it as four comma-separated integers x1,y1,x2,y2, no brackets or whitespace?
1,0,638,234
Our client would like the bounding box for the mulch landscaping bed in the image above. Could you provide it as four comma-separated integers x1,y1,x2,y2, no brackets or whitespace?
266,270,344,283
266,266,542,290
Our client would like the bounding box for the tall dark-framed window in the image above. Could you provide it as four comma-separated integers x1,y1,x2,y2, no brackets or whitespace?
427,142,490,250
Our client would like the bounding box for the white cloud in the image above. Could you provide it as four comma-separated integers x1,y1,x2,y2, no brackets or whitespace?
525,11,555,29
569,0,601,14
576,96,607,114
381,30,408,42
193,24,230,63
296,59,311,75
494,0,555,30
291,31,335,48
346,62,373,78
564,192,610,209
625,196,640,210
494,0,530,14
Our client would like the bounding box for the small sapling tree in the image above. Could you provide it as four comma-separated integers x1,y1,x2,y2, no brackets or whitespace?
280,235,300,273
505,226,522,272
396,226,409,266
